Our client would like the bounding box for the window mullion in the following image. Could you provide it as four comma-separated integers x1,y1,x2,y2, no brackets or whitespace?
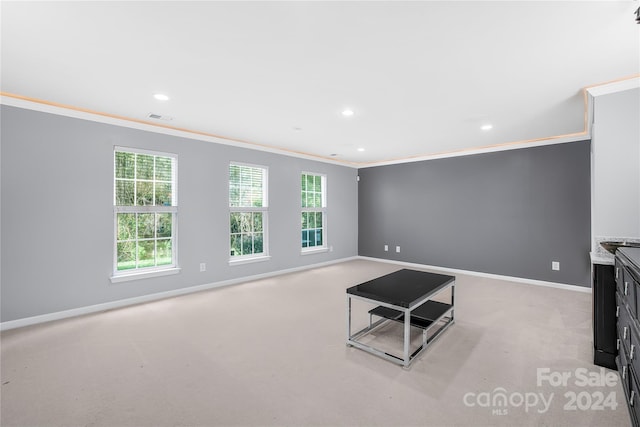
115,206,176,213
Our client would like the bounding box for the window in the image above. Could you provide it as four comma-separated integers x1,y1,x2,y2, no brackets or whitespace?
301,173,326,251
229,163,268,262
113,147,177,278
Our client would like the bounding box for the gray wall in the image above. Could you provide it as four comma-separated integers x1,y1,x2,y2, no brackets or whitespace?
358,141,591,286
1,105,358,322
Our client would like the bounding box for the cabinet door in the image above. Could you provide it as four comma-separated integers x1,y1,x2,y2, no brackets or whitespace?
630,368,640,425
630,268,640,320
617,292,623,321
625,269,636,314
620,344,630,396
617,259,626,295
631,325,640,385
619,302,632,355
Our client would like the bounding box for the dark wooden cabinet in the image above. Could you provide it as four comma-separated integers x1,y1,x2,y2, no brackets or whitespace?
593,262,617,369
615,248,640,427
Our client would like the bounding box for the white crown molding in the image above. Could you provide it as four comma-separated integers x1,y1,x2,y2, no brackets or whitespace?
0,94,359,168
361,133,591,168
1,92,592,170
13,74,640,169
587,76,640,97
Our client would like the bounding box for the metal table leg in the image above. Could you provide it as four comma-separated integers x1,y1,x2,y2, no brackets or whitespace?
403,308,411,367
346,294,352,343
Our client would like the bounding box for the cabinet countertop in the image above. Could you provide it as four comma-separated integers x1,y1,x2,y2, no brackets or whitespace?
591,252,614,265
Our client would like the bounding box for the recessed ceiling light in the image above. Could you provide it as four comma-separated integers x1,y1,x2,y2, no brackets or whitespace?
342,109,355,117
154,93,170,101
481,124,493,131
357,147,365,152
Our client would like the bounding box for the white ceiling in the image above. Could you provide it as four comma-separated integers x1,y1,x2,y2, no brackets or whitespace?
1,1,639,166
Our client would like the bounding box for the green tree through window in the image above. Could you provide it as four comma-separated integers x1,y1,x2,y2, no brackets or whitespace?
114,148,177,273
229,163,268,259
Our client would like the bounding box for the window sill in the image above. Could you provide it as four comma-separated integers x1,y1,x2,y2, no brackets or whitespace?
110,267,181,284
228,255,271,266
301,247,329,255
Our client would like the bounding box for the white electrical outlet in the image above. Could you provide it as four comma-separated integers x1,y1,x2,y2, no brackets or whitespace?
552,261,560,271
384,245,389,251
396,246,401,253
200,263,206,272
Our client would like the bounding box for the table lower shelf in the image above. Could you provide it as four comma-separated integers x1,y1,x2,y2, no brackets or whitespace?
369,300,452,329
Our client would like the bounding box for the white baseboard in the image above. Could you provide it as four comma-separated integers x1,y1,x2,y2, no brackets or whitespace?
1,255,588,331
358,256,592,293
0,256,359,331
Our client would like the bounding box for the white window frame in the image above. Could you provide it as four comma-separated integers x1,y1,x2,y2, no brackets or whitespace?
229,162,270,265
111,146,180,283
301,172,328,254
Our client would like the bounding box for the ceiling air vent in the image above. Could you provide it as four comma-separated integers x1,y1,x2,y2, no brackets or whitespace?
147,113,173,121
